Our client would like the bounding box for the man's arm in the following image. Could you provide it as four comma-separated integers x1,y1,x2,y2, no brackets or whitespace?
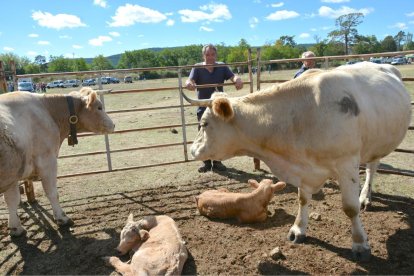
231,75,243,90
185,78,196,91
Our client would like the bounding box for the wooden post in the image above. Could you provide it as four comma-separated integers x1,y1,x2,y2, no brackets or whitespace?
253,48,261,171
0,61,7,93
23,180,36,203
10,60,17,91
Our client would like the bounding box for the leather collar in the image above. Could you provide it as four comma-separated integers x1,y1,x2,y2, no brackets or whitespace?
65,95,78,146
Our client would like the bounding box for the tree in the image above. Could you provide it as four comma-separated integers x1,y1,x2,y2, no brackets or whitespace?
352,35,381,54
74,58,90,71
91,55,113,70
394,31,406,51
380,36,397,52
48,55,73,73
328,13,364,55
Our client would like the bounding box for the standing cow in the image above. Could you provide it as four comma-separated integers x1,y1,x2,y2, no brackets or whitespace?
0,87,115,236
182,62,411,260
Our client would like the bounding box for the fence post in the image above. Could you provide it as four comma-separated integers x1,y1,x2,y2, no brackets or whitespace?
178,69,189,161
247,48,254,94
253,47,261,171
23,180,36,203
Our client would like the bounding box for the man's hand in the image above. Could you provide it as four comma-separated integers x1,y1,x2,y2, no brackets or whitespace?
185,79,196,91
234,76,243,90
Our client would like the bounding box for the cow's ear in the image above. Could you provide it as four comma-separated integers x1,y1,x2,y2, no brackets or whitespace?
139,230,149,241
271,181,286,193
87,91,97,108
248,179,259,188
127,213,134,223
212,97,234,121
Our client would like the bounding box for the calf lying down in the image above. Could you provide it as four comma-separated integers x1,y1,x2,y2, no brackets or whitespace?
195,179,286,223
104,214,188,276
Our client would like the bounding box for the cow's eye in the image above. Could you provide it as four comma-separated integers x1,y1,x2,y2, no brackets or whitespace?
98,106,103,111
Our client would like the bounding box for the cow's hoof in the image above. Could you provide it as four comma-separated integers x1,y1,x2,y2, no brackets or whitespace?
9,227,27,237
56,218,74,226
352,247,371,262
287,232,306,243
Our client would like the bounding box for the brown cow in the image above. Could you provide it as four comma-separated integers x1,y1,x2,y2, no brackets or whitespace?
195,179,286,223
0,87,115,236
104,214,188,276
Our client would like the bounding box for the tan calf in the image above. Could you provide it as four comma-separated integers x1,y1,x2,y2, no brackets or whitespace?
104,214,188,276
195,179,286,223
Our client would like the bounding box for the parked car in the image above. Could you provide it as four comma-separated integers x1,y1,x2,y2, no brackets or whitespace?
82,79,96,86
18,82,34,92
62,79,81,88
109,77,120,83
46,80,64,88
391,57,407,65
369,57,382,64
99,77,110,84
124,76,133,83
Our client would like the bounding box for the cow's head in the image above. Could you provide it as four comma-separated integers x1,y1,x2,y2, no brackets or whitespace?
116,213,149,255
69,87,115,134
182,91,239,161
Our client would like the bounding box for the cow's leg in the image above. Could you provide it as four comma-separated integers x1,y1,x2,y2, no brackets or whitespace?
4,182,26,236
287,187,311,243
359,160,379,210
39,162,73,226
338,162,371,261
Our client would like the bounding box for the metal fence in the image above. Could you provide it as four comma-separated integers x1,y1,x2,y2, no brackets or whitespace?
7,49,414,202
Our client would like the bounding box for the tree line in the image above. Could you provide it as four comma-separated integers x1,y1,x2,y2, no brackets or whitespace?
1,13,413,78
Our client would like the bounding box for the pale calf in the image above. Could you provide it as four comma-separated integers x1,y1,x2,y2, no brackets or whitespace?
195,179,286,223
104,214,188,276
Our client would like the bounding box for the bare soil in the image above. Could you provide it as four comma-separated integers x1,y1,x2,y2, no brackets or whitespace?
1,164,414,275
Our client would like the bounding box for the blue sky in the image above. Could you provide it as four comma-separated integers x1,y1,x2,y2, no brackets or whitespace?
1,0,413,61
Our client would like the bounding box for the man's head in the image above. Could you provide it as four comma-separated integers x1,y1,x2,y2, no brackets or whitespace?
202,44,217,65
301,51,316,69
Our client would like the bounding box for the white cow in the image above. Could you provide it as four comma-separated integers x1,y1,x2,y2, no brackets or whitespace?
182,62,411,260
0,87,115,236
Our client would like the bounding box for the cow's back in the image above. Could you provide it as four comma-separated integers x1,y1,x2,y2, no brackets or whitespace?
286,64,411,163
0,93,58,191
330,63,411,162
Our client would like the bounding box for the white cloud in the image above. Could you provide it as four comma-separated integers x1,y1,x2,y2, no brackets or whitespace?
59,35,72,39
406,12,414,17
3,46,14,51
200,26,214,32
109,31,120,37
38,40,50,45
179,3,231,23
32,11,87,30
266,10,299,21
389,22,408,30
27,51,37,56
88,35,112,46
166,19,175,26
249,17,259,28
72,44,83,49
271,2,284,8
299,33,310,38
94,0,107,8
321,0,350,3
28,33,39,38
318,6,373,19
109,4,167,27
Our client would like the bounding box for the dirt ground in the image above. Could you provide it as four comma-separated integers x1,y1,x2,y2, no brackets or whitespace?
1,162,414,275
